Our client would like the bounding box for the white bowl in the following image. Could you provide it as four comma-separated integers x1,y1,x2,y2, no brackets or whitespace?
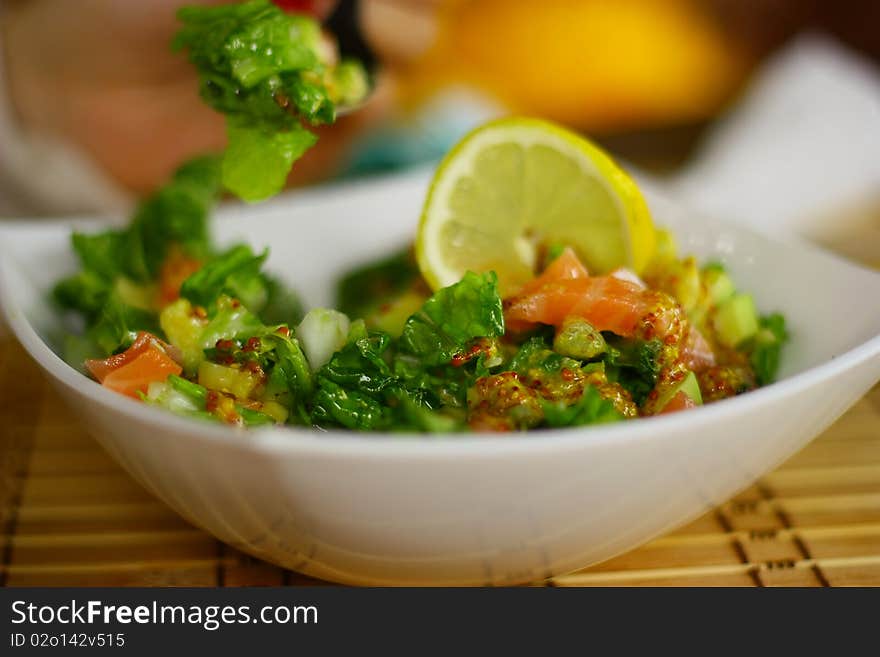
2,169,879,586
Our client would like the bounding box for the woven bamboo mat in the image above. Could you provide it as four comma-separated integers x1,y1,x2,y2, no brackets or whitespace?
2,339,879,587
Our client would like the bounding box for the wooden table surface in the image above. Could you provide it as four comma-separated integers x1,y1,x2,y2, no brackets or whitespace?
2,337,879,587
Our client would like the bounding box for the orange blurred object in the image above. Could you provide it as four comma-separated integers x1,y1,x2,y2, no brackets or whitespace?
395,0,751,132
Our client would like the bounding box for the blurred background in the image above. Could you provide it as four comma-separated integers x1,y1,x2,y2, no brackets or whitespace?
1,0,878,262
352,0,878,171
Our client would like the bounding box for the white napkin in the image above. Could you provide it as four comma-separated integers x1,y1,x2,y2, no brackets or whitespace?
672,34,880,238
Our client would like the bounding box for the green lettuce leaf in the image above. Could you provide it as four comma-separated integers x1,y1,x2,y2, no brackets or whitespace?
603,337,662,406
311,379,390,431
198,296,267,349
319,332,397,395
399,271,504,367
541,386,623,428
123,156,220,281
270,334,313,421
86,296,161,356
146,375,274,426
259,274,304,326
335,248,419,318
53,270,112,318
174,1,353,202
750,313,788,385
181,245,267,310
222,119,317,201
71,231,126,280
393,352,472,410
310,328,394,430
174,1,321,92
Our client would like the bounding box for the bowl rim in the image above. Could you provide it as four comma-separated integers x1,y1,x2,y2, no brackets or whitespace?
2,190,879,459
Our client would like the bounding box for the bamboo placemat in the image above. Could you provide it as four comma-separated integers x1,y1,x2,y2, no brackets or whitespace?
2,338,879,587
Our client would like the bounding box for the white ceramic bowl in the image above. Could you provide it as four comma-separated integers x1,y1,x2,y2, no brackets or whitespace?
2,169,879,586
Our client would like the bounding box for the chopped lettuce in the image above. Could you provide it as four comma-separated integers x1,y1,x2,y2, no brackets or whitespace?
53,270,111,318
53,128,787,433
507,336,605,408
399,271,504,367
509,336,580,375
60,156,219,290
749,313,788,386
270,334,314,409
603,337,662,406
147,375,275,426
61,334,102,374
181,245,267,310
71,231,126,281
260,274,305,326
222,119,317,201
393,353,472,410
53,156,219,356
310,328,463,432
391,391,462,432
311,331,395,429
319,332,396,396
124,156,220,281
174,1,323,109
173,0,367,202
178,243,303,323
147,376,206,416
198,296,269,350
311,379,390,431
542,386,623,428
86,296,161,356
336,248,419,318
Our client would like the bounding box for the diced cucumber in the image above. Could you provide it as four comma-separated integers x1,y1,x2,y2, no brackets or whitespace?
702,266,735,307
655,370,703,411
553,317,606,359
713,293,759,349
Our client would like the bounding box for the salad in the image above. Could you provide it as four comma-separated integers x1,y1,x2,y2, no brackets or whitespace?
49,1,787,433
173,0,369,201
52,153,787,433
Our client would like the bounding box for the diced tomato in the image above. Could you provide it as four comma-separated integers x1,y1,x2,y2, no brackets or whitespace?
85,332,182,398
659,390,698,414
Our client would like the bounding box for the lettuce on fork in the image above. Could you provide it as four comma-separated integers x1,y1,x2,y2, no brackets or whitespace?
173,0,369,201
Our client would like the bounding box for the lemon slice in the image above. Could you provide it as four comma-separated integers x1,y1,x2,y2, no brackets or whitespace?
416,117,655,295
